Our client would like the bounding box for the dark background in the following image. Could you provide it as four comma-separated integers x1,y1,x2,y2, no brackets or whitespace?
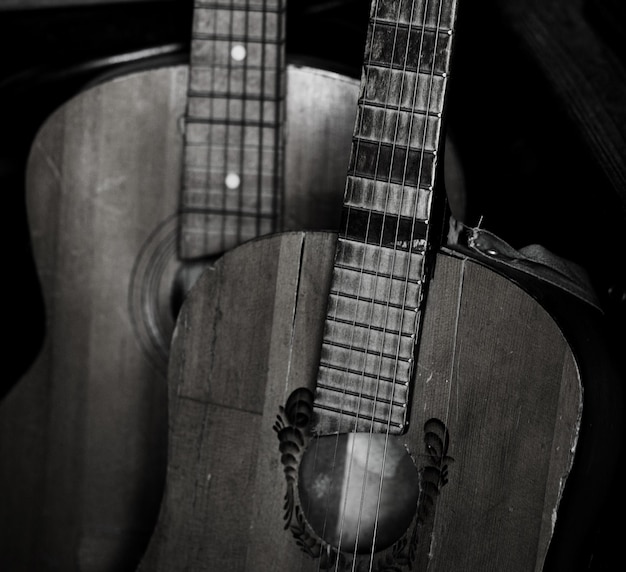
1,0,624,570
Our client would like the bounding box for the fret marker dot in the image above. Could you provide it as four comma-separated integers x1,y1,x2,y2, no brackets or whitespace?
231,45,247,61
225,173,241,189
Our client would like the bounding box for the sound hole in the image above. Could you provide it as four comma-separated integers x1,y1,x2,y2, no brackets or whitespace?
298,433,419,554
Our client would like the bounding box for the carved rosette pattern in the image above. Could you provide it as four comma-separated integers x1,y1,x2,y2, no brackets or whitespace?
273,388,453,571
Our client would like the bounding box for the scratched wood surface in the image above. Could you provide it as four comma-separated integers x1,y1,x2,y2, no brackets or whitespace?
139,231,582,571
0,65,358,572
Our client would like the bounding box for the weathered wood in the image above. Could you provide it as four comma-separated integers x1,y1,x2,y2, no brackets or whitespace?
0,64,358,572
315,0,459,436
139,231,582,571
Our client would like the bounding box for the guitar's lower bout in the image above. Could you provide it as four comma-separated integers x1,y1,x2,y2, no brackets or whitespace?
140,231,583,571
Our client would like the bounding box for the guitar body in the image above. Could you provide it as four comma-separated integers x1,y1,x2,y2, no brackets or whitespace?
140,231,588,571
0,65,358,571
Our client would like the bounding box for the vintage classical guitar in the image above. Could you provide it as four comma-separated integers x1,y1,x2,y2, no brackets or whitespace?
0,2,360,571
138,0,621,570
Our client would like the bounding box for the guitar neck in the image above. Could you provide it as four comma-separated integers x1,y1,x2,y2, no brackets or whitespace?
314,0,459,436
180,0,286,259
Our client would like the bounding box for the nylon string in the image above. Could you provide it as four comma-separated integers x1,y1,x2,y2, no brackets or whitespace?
330,0,450,568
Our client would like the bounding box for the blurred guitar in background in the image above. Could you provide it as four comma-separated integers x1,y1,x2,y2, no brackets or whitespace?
0,1,360,570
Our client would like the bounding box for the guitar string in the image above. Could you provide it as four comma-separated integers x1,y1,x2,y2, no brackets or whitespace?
236,0,250,245
300,0,454,566
328,0,405,567
271,0,366,566
347,0,452,566
220,1,235,252
330,1,395,565
272,0,286,234
298,0,452,567
363,0,435,567
380,1,456,565
331,0,428,566
338,0,428,567
185,1,218,255
379,0,458,563
330,0,416,564
431,1,460,553
255,0,266,239
352,0,443,567
412,0,458,553
185,1,282,256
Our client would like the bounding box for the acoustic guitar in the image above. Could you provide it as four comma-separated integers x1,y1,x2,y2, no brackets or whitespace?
0,1,360,570
138,0,621,570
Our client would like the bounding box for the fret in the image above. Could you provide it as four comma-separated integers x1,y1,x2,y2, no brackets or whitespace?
318,362,399,385
335,239,425,278
189,67,282,98
315,387,406,425
349,139,437,188
187,89,282,99
185,116,279,130
340,207,428,252
329,267,423,307
184,152,278,182
186,100,280,128
194,1,282,12
193,8,283,42
323,321,416,360
184,155,279,183
373,0,457,30
182,184,279,208
367,27,453,76
345,176,431,220
180,213,276,254
316,381,406,409
355,105,441,150
370,20,451,35
190,43,281,69
192,34,285,45
326,293,419,337
328,289,415,312
181,206,275,218
362,67,446,113
325,314,403,337
319,346,413,387
182,182,279,211
322,339,410,364
312,394,405,434
333,263,421,285
184,129,281,164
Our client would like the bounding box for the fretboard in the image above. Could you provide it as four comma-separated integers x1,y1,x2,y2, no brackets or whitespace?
314,0,459,436
179,0,286,259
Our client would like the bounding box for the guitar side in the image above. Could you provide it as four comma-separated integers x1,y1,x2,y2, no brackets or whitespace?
0,65,358,571
140,231,589,571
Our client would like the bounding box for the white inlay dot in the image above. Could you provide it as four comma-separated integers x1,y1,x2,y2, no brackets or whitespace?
225,173,241,189
231,45,247,61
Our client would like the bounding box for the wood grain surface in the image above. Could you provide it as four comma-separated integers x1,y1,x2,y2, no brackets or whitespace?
0,64,358,572
139,231,582,571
